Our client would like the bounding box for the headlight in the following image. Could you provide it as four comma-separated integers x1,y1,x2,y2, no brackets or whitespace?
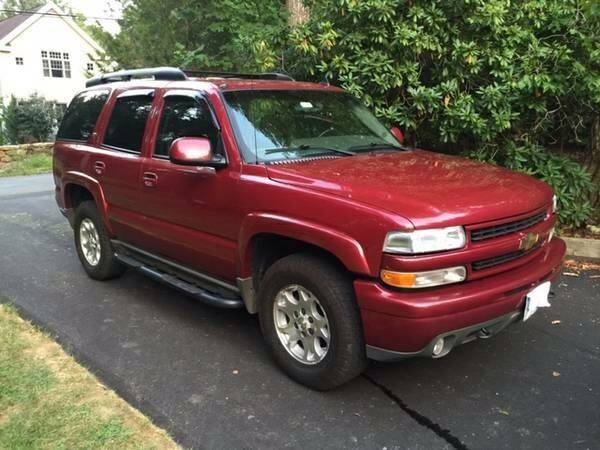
381,266,466,289
383,227,466,254
552,194,558,213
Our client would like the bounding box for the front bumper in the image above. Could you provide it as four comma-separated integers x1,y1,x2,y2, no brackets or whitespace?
356,237,566,357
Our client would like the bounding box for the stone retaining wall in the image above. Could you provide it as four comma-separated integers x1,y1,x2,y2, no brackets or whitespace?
0,143,53,164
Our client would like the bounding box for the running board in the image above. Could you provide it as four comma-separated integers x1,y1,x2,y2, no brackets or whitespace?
112,243,244,310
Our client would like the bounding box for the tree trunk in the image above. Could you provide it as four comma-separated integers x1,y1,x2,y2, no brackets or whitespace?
287,0,309,26
584,115,600,210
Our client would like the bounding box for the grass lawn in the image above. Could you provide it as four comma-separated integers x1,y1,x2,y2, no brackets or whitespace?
0,152,52,177
0,303,179,450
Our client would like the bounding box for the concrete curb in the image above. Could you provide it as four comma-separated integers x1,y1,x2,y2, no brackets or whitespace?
561,236,600,259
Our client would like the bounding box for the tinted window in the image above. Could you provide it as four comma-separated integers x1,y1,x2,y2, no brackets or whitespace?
57,90,109,141
154,95,218,157
103,94,153,152
223,90,398,163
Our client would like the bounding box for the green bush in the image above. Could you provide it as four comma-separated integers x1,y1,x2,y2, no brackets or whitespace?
0,109,5,146
261,0,599,227
282,0,599,148
471,143,594,228
4,95,60,144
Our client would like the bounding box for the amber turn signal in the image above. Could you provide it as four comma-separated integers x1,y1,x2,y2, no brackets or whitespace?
381,270,417,288
381,266,466,289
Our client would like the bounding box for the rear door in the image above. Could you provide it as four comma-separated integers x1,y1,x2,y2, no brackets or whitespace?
54,88,111,204
136,89,239,281
95,89,155,244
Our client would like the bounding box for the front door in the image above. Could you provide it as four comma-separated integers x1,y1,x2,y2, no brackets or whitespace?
136,90,239,281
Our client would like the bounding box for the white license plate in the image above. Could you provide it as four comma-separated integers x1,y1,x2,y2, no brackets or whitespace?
523,281,551,321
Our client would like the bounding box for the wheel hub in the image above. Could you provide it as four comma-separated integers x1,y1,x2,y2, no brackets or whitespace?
79,218,101,266
273,284,330,365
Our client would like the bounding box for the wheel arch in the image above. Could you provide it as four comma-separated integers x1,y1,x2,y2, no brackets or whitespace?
238,213,372,288
62,172,113,235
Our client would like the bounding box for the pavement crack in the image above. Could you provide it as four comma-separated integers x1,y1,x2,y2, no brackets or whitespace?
363,374,469,450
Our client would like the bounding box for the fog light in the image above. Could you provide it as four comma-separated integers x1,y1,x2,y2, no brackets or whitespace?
381,266,466,289
432,338,445,356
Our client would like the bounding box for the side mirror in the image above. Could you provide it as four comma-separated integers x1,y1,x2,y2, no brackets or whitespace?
390,126,404,144
169,137,224,167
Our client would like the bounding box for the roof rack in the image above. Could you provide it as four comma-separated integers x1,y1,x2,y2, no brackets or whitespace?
86,67,187,88
85,67,295,88
183,69,294,81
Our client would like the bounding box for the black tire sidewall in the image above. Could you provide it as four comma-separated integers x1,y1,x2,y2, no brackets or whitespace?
261,267,339,374
258,253,366,390
73,201,124,280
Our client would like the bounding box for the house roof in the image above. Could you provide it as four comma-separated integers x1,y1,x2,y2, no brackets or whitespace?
0,2,103,53
0,5,45,41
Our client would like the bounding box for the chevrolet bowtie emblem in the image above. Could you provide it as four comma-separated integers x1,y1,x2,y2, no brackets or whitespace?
519,232,540,251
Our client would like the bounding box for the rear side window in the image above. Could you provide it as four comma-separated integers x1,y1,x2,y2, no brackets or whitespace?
57,90,109,141
103,94,153,153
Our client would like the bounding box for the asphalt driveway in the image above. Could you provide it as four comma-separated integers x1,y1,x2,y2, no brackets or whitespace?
1,174,599,449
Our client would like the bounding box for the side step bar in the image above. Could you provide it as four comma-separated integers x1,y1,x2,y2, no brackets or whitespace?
112,242,244,310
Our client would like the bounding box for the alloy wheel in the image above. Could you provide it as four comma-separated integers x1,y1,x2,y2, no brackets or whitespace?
273,284,330,365
79,218,101,266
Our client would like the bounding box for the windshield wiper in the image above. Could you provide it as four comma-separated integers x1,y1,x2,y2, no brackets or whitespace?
347,142,409,152
264,144,355,156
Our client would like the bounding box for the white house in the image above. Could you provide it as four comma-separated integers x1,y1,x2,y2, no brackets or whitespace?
0,2,106,106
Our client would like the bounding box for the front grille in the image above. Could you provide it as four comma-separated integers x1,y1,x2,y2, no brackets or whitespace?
472,243,541,270
471,211,546,242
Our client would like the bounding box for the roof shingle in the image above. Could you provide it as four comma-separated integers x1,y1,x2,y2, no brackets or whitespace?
0,5,45,42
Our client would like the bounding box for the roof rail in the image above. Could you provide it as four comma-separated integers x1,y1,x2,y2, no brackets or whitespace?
183,69,294,81
86,67,187,88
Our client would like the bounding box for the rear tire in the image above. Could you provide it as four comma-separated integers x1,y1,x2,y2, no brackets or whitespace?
73,201,125,280
258,253,367,390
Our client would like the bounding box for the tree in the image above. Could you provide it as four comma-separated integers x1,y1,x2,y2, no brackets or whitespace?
89,0,288,72
286,0,308,25
0,0,68,19
0,109,5,145
3,95,59,144
0,0,41,19
259,0,598,226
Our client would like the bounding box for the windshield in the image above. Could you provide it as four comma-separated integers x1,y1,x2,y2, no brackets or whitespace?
222,90,401,163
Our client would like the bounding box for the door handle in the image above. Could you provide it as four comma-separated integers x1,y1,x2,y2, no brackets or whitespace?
93,161,105,175
143,171,158,187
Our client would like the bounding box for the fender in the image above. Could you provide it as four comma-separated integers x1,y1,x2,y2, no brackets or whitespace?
238,212,372,278
62,171,114,236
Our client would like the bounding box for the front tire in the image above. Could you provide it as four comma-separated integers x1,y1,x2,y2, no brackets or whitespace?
258,253,367,390
73,201,125,280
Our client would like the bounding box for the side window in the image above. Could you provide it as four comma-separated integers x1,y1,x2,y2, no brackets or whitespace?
103,94,153,153
57,90,109,142
154,95,218,158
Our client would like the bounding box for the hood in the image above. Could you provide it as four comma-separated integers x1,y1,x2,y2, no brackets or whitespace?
266,150,553,228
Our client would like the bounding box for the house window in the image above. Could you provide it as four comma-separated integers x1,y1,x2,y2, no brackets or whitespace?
87,62,94,71
15,57,24,65
41,50,71,78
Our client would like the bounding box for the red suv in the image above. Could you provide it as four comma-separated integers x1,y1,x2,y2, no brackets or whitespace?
53,67,565,390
